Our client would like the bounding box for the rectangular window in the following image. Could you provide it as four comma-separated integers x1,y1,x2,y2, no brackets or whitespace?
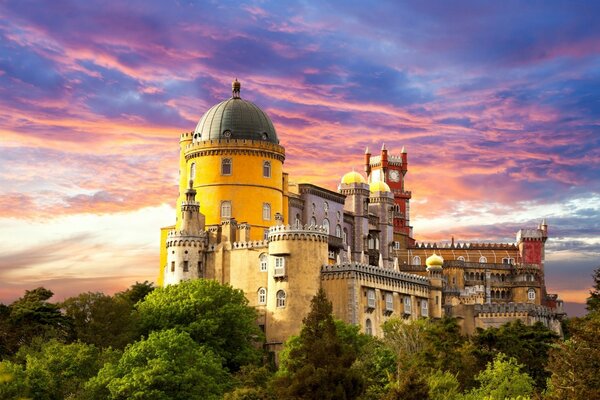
367,289,376,309
404,297,412,314
421,300,429,317
263,229,269,240
274,257,285,277
393,241,400,250
385,293,394,312
221,158,232,175
221,201,232,218
170,261,175,272
183,260,189,272
263,203,271,220
263,161,271,178
197,261,202,275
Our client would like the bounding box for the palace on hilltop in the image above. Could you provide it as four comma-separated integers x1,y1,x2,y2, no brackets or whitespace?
159,80,564,352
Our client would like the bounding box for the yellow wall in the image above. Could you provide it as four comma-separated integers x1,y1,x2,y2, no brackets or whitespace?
183,143,285,241
157,225,174,286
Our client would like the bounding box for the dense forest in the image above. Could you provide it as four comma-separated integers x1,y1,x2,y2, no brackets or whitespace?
0,269,598,400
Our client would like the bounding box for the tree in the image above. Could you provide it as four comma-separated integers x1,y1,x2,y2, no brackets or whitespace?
61,292,139,349
137,279,262,370
2,287,72,355
83,329,230,400
0,340,115,400
546,311,600,400
426,370,463,400
470,320,557,389
382,318,429,374
465,353,534,400
115,281,155,306
586,267,600,312
272,288,364,399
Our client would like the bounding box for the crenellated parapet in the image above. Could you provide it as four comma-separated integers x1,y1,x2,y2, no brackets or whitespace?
413,242,518,250
232,240,269,250
474,303,557,318
321,262,430,286
184,138,285,162
267,223,329,242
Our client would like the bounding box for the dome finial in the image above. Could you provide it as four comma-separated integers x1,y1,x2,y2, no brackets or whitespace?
232,78,241,99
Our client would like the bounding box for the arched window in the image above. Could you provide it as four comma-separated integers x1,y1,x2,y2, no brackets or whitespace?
479,256,487,263
258,288,267,305
457,256,465,261
221,201,231,218
335,224,342,238
323,201,329,213
189,162,196,179
276,290,286,308
412,256,421,266
323,218,330,234
263,161,271,178
259,254,268,272
310,216,317,226
343,228,348,244
262,203,271,220
368,234,375,250
528,289,536,301
295,213,301,227
337,210,341,221
221,158,232,175
365,319,373,336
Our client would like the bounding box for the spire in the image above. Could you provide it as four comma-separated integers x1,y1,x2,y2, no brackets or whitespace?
232,78,241,99
401,146,406,154
381,142,386,151
365,146,370,154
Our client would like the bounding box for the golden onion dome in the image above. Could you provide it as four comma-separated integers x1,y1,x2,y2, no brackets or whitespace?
426,253,444,270
341,171,366,185
369,181,391,193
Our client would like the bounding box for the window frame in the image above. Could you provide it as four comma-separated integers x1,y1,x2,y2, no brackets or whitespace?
259,254,268,272
367,289,376,309
263,160,271,178
258,287,267,305
262,203,271,221
412,256,421,266
276,290,286,308
221,158,232,176
385,293,394,312
221,200,232,218
274,257,286,277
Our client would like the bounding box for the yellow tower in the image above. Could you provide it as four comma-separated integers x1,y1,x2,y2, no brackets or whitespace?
179,79,285,237
160,80,287,284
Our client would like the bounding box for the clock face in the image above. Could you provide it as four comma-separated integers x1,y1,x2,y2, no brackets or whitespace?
389,170,400,182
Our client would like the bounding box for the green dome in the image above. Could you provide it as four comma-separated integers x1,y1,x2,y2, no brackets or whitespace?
193,80,278,144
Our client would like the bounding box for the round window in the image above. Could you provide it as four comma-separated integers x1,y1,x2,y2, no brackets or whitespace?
223,130,232,138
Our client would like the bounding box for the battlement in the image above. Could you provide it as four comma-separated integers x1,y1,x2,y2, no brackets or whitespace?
517,228,546,242
232,240,269,250
267,223,328,242
473,303,557,317
412,242,517,250
167,229,207,239
179,131,194,141
184,138,286,161
321,262,430,286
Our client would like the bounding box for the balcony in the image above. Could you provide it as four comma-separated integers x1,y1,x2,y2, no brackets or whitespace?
328,235,344,249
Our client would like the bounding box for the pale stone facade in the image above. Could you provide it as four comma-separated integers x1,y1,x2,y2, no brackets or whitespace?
159,81,565,352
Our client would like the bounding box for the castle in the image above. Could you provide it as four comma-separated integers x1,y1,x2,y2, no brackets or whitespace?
159,80,564,351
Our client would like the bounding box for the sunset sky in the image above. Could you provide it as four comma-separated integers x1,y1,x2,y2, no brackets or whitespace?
0,1,598,315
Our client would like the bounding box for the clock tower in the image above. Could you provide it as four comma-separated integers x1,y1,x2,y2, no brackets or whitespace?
365,144,414,248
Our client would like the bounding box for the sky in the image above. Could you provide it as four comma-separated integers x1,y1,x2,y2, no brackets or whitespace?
0,1,598,316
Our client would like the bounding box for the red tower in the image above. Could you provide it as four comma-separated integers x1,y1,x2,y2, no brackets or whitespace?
365,144,414,248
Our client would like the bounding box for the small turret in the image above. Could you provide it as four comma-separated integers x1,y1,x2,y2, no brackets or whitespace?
180,179,205,234
364,146,371,177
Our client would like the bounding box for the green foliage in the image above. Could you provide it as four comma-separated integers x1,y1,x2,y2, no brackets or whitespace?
354,338,396,400
61,292,139,349
586,267,600,312
546,311,600,400
272,288,364,399
382,317,429,372
465,353,534,400
0,340,114,400
1,288,72,355
426,370,463,400
115,281,155,306
0,360,28,400
84,329,230,400
137,279,262,370
383,368,430,400
470,320,557,389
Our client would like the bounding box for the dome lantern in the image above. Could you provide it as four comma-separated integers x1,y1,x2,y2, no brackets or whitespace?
426,253,444,271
